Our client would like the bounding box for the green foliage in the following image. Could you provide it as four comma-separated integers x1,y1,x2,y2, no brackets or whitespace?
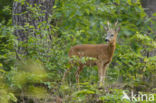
0,0,156,102
0,0,12,23
0,22,15,71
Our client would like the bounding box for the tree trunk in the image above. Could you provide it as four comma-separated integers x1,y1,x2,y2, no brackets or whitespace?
141,0,156,57
141,0,156,87
12,0,55,55
141,0,156,15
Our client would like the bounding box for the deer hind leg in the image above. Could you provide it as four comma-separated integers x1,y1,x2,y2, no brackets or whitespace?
62,63,73,82
62,68,70,82
76,64,83,85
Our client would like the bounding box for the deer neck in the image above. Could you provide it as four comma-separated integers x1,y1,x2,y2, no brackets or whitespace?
107,39,116,58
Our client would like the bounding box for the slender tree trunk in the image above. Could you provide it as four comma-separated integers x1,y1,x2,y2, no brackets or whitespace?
12,0,55,54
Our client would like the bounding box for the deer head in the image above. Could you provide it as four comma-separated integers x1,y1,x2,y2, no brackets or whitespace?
104,21,120,42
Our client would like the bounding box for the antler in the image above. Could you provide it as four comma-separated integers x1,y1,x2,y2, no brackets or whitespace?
104,21,111,31
107,21,111,29
107,21,110,26
115,20,120,32
104,21,119,31
114,20,118,27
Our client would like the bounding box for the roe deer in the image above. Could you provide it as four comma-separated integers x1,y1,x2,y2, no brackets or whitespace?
62,21,120,87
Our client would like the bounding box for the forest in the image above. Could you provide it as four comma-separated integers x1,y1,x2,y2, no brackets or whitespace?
0,0,156,103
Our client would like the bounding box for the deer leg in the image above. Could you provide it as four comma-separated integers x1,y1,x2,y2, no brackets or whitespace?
62,63,73,82
101,63,109,86
62,68,71,82
97,62,103,87
76,64,83,85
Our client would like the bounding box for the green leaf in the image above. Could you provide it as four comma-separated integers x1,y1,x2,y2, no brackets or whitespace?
0,63,3,67
9,93,17,102
153,13,156,16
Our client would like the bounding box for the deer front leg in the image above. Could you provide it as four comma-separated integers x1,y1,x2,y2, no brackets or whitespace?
97,62,104,87
98,62,109,87
101,63,109,86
